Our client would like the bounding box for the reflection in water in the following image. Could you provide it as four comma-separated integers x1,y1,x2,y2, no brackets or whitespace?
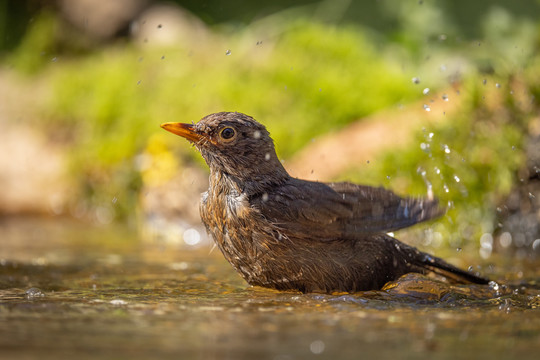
1,218,540,359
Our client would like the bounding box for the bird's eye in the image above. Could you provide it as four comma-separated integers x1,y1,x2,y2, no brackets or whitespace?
219,127,236,141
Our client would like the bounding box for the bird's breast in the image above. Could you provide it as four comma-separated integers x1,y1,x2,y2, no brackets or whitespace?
225,192,252,221
200,187,260,253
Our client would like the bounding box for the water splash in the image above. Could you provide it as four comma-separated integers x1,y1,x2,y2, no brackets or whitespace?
110,299,128,305
25,287,45,299
417,167,433,199
443,144,451,154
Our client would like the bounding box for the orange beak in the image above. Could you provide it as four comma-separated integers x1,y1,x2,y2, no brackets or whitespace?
160,122,203,143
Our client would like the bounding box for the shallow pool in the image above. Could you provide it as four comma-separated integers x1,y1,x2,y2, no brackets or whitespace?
1,217,539,360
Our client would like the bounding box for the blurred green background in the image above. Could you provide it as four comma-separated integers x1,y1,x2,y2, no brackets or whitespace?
0,0,539,260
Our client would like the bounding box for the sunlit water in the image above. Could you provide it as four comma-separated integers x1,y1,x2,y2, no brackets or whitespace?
1,217,539,360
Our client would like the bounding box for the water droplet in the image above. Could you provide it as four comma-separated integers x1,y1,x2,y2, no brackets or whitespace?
439,34,447,41
310,340,325,354
434,166,441,175
532,239,540,251
225,49,232,56
442,94,449,101
110,299,128,305
412,77,421,84
423,104,431,112
25,287,45,299
499,232,512,248
423,88,430,95
264,153,271,161
482,79,487,85
529,192,536,199
488,281,499,291
262,193,269,202
386,175,391,180
511,146,516,150
443,184,449,193
112,197,118,204
426,183,433,199
495,83,501,88
253,130,261,139
443,144,451,154
51,57,58,62
456,247,462,252
478,249,492,261
480,233,493,249
453,175,460,183
183,228,201,246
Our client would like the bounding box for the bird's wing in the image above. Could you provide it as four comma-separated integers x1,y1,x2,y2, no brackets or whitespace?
251,178,443,240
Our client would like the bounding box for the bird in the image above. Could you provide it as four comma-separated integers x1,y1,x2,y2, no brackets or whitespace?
161,112,489,293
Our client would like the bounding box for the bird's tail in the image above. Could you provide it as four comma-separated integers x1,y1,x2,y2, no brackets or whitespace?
415,251,490,285
393,238,490,285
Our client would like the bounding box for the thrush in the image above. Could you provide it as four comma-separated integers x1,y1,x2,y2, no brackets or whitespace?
161,112,489,293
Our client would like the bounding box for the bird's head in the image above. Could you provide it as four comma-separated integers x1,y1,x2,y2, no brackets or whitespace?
161,112,289,187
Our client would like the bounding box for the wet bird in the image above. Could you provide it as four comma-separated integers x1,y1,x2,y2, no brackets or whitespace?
161,112,489,293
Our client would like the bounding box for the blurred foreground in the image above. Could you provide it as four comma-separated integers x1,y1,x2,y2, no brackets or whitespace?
1,216,539,360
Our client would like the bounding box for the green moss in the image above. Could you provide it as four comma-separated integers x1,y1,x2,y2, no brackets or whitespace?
33,19,419,220
8,11,59,74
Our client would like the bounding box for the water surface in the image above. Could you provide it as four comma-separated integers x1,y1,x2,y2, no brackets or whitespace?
1,217,539,359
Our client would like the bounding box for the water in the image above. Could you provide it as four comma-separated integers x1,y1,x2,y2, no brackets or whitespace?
1,217,540,359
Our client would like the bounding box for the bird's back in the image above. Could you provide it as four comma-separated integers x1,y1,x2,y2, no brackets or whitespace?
200,174,445,292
